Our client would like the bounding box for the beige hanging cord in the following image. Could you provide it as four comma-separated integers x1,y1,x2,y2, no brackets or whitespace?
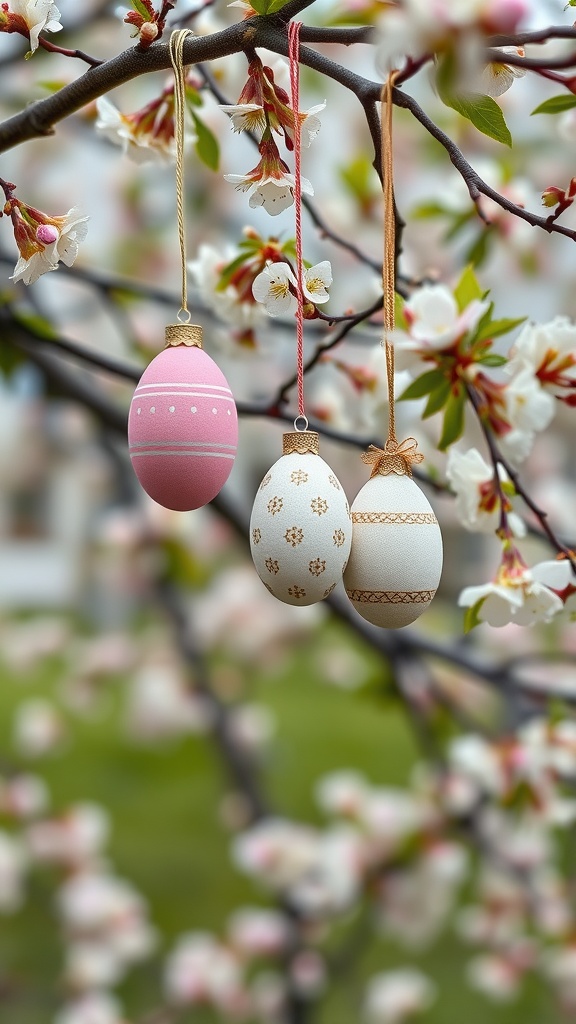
361,72,424,478
169,28,193,325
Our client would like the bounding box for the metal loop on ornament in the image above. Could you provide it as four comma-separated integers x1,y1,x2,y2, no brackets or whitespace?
177,307,192,324
293,415,309,432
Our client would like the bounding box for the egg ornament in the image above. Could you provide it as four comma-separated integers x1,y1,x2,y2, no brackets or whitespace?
250,431,352,606
128,324,238,511
344,442,443,628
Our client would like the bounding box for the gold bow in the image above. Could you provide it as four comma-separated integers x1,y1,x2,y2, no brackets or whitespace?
361,438,424,478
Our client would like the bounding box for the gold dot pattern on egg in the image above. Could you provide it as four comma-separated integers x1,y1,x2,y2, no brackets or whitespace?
284,527,304,547
252,528,262,545
309,559,326,577
310,497,329,516
290,469,309,485
267,496,283,515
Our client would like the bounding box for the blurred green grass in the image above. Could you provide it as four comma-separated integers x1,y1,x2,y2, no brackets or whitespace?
0,625,551,1024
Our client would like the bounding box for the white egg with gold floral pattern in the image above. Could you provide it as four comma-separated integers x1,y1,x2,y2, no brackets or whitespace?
250,432,352,606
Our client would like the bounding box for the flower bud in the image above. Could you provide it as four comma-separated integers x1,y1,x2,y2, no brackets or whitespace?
139,21,159,45
36,224,59,244
541,186,566,209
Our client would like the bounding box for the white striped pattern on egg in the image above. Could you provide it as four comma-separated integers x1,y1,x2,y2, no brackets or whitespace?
250,453,352,606
344,474,443,628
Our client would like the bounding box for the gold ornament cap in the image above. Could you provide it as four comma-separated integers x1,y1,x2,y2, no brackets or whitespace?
165,323,203,348
282,431,319,455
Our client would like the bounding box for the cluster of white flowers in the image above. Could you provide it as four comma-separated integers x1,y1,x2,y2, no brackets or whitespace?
440,720,576,1008
0,770,155,1023
252,261,332,316
188,242,267,336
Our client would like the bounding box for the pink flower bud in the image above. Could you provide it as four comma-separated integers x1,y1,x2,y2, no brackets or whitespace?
139,22,159,44
36,224,59,244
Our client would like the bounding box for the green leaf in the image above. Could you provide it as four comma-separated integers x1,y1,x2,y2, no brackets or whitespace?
475,316,526,342
423,379,452,419
464,226,494,267
132,0,154,20
216,253,247,290
38,80,68,93
479,353,508,367
449,92,511,146
13,310,57,341
438,391,465,450
436,58,512,146
531,95,576,116
411,201,449,219
185,85,203,108
395,291,408,331
192,113,220,172
399,369,445,401
263,0,292,12
464,599,485,633
248,0,266,11
454,265,483,313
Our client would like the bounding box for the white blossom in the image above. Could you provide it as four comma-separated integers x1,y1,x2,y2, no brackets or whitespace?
58,871,156,976
504,366,556,435
446,447,525,537
298,102,326,147
27,803,109,867
507,316,576,396
252,262,297,315
95,95,185,165
224,171,314,217
164,931,245,1010
126,662,213,742
395,283,488,364
228,703,276,753
289,826,363,916
449,734,503,796
13,698,65,757
220,102,267,134
0,773,49,819
458,558,571,627
315,770,369,818
7,0,62,52
302,260,332,303
480,47,526,97
228,907,292,957
377,844,467,949
232,818,319,890
467,953,523,1002
364,968,436,1023
11,207,89,286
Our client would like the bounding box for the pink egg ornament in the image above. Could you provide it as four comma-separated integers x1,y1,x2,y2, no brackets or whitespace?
128,326,238,511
